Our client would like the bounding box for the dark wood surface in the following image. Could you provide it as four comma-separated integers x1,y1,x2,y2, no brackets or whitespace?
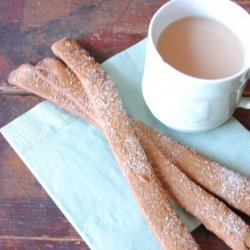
0,1,249,249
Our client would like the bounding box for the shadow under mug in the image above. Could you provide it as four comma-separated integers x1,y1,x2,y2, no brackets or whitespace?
142,0,250,132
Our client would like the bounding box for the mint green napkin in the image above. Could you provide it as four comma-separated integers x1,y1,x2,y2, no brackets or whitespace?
1,39,249,250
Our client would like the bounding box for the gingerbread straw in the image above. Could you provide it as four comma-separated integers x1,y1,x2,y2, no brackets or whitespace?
36,55,250,216
8,59,249,249
50,38,198,249
34,56,250,250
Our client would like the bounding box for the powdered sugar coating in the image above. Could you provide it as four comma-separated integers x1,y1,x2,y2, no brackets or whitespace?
36,58,94,113
135,119,250,216
8,64,91,122
134,124,250,249
9,47,250,249
51,38,199,249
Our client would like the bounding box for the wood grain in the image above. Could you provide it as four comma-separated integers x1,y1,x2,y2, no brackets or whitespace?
0,0,249,249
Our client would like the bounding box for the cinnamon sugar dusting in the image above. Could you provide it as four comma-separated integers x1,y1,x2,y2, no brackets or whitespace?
145,122,250,215
135,124,250,249
9,65,84,119
123,135,149,174
36,58,95,116
51,38,199,248
52,39,153,177
9,37,250,249
219,167,250,205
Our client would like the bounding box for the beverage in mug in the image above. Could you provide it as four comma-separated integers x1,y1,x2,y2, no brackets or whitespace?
157,16,245,79
142,0,250,132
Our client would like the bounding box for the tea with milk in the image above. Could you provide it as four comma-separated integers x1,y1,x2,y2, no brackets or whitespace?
157,16,244,79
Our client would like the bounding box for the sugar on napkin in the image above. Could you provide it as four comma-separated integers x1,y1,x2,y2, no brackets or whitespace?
1,39,250,250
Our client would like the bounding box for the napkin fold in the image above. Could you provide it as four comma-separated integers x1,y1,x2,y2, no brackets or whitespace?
1,39,250,250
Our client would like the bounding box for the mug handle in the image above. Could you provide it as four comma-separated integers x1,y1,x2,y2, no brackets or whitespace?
238,97,250,109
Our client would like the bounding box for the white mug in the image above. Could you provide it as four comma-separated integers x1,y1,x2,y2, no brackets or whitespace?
142,0,250,132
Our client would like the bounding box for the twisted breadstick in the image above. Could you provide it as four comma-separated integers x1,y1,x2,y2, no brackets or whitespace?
36,54,250,216
7,64,95,125
10,59,249,249
8,44,250,249
50,38,198,249
7,38,249,249
148,126,250,216
133,120,250,250
34,56,250,250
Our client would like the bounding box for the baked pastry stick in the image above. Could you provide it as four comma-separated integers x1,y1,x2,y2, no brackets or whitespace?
7,64,96,126
147,126,250,217
133,121,250,250
9,63,250,249
35,58,96,118
9,61,250,218
36,55,250,216
51,38,198,249
35,58,98,125
34,57,250,250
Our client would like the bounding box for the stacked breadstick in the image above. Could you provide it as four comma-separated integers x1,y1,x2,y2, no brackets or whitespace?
8,38,250,250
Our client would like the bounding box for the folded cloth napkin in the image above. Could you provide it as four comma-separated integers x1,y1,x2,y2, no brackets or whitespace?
1,39,250,250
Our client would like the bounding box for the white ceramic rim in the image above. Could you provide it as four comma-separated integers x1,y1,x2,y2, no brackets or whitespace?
148,0,250,86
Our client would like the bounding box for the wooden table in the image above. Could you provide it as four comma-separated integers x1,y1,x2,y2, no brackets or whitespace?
0,1,249,249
